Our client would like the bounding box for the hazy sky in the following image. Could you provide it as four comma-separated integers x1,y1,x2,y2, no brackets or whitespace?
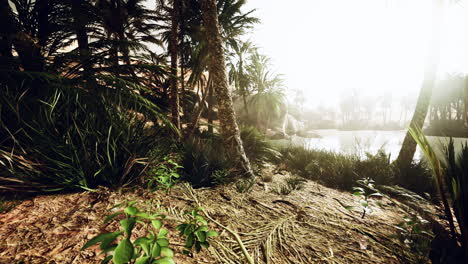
242,0,468,107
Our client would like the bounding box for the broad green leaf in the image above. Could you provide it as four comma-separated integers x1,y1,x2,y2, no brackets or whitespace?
125,206,139,215
113,239,134,264
154,257,175,264
160,247,174,257
195,226,209,232
352,191,364,197
81,231,123,250
134,237,151,255
183,224,193,236
157,238,169,247
206,231,219,237
152,220,162,230
152,243,161,257
135,256,151,264
175,224,186,232
121,217,136,236
185,233,194,248
360,200,368,207
158,228,168,238
195,231,206,242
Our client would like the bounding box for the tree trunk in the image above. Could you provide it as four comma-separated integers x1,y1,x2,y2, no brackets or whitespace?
207,79,214,133
71,0,92,79
0,1,15,68
464,79,468,127
170,0,181,131
395,0,444,170
201,0,254,179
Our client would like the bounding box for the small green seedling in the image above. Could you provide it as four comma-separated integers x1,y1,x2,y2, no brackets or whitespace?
148,157,182,193
352,178,383,218
81,202,175,264
336,178,382,218
175,207,218,256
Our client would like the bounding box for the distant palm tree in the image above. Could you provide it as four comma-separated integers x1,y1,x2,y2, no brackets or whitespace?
249,89,286,132
228,39,255,114
395,0,444,169
245,51,285,131
201,0,254,179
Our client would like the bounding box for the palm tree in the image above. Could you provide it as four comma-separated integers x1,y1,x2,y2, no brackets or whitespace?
227,39,254,114
170,0,181,130
200,0,254,179
245,51,285,131
395,0,444,169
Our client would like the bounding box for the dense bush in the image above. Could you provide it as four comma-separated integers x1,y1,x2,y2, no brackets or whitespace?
181,127,277,186
180,133,233,187
0,74,173,192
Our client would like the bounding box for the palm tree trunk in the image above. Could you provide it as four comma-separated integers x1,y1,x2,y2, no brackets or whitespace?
201,0,254,179
170,0,181,131
464,80,468,127
208,80,214,133
71,0,92,79
395,0,444,170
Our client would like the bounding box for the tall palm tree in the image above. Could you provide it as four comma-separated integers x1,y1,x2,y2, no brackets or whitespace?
201,0,254,179
170,0,181,130
395,0,444,169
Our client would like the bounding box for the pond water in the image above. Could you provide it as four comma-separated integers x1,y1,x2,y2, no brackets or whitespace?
276,129,468,161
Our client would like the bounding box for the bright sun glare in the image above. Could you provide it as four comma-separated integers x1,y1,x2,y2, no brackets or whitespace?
244,0,468,107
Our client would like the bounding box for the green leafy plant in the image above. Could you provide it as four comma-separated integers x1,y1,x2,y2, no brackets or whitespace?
175,207,218,256
82,202,175,264
350,178,382,218
148,157,182,193
212,169,230,185
395,214,433,259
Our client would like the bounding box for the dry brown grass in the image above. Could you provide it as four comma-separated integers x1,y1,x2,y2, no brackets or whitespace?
0,165,438,263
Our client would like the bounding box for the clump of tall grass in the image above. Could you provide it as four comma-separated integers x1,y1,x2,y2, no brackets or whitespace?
180,132,233,187
180,127,278,187
276,144,432,194
240,126,280,168
0,73,173,192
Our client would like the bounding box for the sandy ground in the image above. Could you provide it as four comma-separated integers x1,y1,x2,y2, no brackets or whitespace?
0,166,438,264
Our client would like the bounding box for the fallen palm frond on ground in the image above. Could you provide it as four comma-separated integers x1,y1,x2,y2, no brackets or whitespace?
0,165,441,263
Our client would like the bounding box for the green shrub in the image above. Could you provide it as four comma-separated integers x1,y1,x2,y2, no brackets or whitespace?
147,157,182,193
180,133,233,187
82,202,174,264
442,138,468,254
175,207,218,255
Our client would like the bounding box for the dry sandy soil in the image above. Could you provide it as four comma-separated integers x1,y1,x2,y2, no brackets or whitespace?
0,167,440,264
